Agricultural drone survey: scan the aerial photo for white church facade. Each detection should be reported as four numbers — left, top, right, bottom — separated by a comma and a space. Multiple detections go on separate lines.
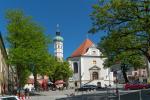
68, 39, 114, 87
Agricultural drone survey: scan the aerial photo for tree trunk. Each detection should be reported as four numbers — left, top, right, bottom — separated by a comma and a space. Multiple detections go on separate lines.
122, 68, 129, 83
145, 54, 150, 78
33, 69, 38, 91
146, 59, 150, 78
121, 64, 129, 83
52, 77, 56, 90
16, 64, 21, 97
52, 77, 55, 84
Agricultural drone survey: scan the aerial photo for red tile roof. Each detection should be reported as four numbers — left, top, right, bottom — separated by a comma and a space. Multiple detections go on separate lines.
71, 39, 94, 57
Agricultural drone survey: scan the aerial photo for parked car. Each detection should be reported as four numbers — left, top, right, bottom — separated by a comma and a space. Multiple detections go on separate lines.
0, 96, 19, 100
75, 85, 97, 92
30, 87, 35, 93
124, 82, 150, 90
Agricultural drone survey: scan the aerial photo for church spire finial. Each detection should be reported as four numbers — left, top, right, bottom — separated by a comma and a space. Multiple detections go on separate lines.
56, 24, 60, 32
56, 24, 60, 36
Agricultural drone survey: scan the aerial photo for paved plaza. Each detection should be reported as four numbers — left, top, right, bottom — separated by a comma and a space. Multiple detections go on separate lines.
29, 88, 150, 100
30, 89, 113, 100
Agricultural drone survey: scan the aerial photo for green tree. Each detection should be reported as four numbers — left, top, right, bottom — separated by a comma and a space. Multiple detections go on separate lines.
100, 34, 146, 82
45, 56, 73, 84
89, 0, 150, 78
6, 9, 50, 89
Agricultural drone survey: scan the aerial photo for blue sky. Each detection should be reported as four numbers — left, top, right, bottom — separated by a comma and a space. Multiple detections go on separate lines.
0, 0, 106, 59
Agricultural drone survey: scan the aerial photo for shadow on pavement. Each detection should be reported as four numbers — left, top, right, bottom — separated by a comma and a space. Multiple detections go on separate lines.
56, 92, 115, 100
29, 92, 46, 96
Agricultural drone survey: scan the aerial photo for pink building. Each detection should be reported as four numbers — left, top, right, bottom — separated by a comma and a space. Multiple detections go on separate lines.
127, 68, 147, 82
127, 68, 147, 77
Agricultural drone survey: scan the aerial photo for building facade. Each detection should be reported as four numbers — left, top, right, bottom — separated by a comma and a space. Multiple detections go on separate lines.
111, 64, 148, 83
68, 39, 113, 87
0, 33, 9, 95
127, 68, 147, 82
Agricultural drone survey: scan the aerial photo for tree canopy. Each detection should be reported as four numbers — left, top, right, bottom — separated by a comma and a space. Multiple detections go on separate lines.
44, 56, 73, 82
89, 0, 150, 80
6, 9, 50, 86
90, 0, 150, 65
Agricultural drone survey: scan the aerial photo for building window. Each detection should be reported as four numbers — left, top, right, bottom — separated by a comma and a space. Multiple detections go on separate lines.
143, 71, 146, 77
134, 72, 137, 76
92, 72, 98, 80
93, 60, 96, 64
73, 62, 78, 73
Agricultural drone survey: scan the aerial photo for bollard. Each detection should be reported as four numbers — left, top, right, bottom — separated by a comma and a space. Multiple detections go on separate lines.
116, 88, 118, 96
25, 96, 31, 100
139, 90, 142, 100
118, 90, 120, 100
22, 95, 25, 100
106, 86, 109, 100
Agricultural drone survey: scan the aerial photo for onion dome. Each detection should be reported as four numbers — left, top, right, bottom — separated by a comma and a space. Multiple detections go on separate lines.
53, 36, 64, 41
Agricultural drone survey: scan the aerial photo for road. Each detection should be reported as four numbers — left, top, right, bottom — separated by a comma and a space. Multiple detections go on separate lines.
111, 89, 150, 100
30, 89, 150, 100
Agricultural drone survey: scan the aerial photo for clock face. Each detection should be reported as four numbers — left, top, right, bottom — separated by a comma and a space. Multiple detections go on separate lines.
93, 60, 96, 64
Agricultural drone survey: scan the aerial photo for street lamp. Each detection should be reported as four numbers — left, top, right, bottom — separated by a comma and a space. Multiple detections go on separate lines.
114, 71, 118, 96
108, 69, 111, 86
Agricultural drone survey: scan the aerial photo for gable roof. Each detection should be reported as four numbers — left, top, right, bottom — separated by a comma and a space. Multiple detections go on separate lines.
89, 65, 101, 70
71, 39, 94, 57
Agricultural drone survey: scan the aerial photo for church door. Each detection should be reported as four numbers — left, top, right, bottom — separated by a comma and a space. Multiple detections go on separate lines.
92, 72, 98, 80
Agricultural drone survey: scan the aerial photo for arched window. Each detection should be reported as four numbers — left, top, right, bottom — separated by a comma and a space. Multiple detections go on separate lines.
92, 72, 98, 80
73, 62, 78, 73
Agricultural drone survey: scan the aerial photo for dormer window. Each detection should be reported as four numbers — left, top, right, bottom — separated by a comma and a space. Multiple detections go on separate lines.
92, 51, 96, 54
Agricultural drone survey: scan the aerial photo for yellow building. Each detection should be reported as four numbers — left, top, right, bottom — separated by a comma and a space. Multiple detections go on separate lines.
0, 33, 8, 95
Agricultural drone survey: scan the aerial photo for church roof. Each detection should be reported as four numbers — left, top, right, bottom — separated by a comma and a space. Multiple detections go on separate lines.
71, 38, 94, 57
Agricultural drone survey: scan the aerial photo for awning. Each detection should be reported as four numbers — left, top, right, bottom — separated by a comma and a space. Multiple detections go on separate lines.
55, 80, 65, 85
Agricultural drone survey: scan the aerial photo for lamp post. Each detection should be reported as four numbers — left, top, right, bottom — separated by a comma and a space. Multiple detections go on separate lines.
108, 69, 111, 86
114, 71, 118, 96
29, 62, 36, 90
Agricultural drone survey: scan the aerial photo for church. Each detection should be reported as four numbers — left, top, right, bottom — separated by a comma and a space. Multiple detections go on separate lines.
25, 25, 114, 90
52, 25, 114, 87
67, 38, 114, 87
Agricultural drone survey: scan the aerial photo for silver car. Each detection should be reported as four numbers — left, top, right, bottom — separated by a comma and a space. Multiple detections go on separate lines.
0, 96, 19, 100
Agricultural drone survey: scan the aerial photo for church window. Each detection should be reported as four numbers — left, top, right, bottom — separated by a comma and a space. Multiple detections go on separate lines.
92, 72, 98, 80
93, 60, 96, 64
73, 62, 78, 73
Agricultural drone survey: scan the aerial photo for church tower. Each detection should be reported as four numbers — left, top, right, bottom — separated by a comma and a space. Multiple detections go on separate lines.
53, 24, 64, 60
